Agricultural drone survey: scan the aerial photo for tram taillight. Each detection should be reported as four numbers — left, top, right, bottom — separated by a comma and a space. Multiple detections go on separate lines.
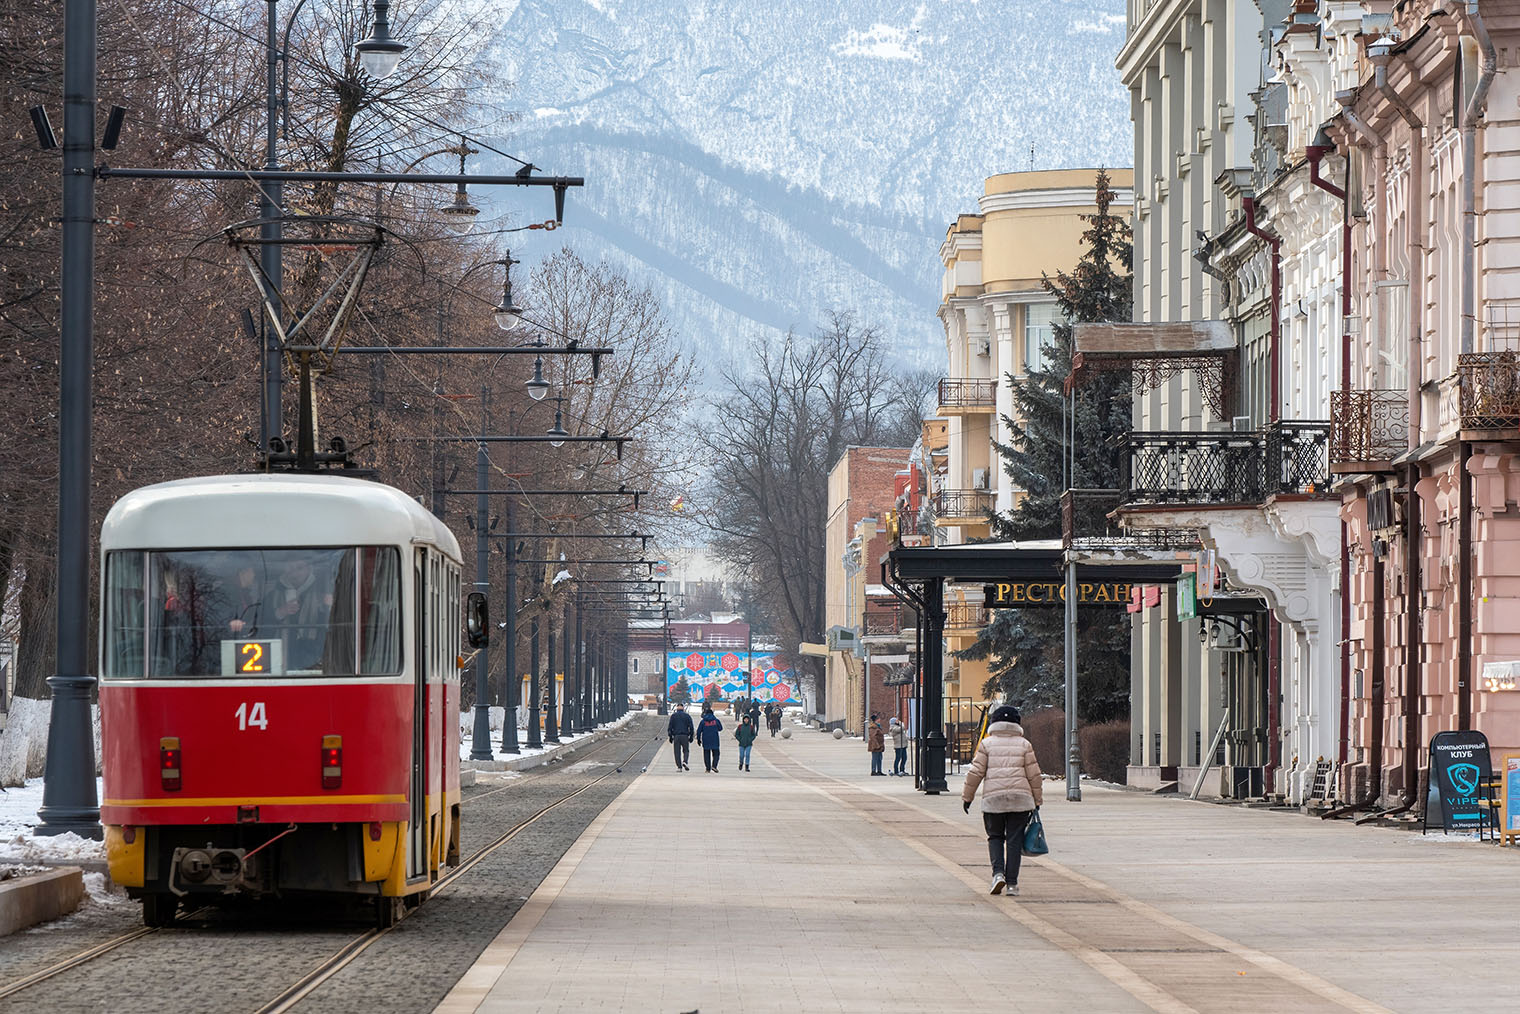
321, 735, 343, 789
160, 737, 182, 792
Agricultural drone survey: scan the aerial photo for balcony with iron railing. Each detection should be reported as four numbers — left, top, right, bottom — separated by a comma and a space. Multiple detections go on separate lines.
945, 602, 988, 632
1329, 389, 1406, 472
1060, 487, 1200, 553
862, 602, 914, 638
936, 377, 996, 414
1122, 421, 1332, 507
932, 489, 995, 523
1459, 351, 1520, 432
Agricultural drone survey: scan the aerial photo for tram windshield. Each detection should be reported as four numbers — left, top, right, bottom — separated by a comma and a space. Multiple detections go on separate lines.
103, 547, 403, 678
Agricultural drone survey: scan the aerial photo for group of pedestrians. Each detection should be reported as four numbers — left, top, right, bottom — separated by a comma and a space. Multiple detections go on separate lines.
864, 713, 909, 776
667, 700, 784, 772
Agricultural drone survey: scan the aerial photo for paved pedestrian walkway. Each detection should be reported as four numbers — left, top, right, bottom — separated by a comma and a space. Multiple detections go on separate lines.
437, 723, 1520, 1014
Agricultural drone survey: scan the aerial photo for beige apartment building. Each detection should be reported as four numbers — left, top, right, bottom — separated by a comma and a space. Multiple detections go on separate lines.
932, 169, 1135, 703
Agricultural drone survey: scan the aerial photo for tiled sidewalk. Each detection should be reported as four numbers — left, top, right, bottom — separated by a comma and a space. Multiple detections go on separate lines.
440, 724, 1520, 1013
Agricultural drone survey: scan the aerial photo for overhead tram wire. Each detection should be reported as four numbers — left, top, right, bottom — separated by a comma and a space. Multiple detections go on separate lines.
152, 0, 542, 175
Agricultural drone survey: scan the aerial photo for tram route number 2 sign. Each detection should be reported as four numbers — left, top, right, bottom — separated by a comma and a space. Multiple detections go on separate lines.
1428, 730, 1493, 832
220, 639, 284, 677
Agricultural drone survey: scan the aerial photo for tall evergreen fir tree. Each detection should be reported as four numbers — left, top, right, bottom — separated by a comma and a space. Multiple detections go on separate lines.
958, 169, 1134, 721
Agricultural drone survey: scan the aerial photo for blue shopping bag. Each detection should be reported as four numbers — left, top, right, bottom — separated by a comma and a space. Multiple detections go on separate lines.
1022, 808, 1049, 856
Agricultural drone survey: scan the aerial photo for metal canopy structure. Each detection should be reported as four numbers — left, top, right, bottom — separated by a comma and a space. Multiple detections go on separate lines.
882, 540, 1188, 798
887, 541, 1186, 585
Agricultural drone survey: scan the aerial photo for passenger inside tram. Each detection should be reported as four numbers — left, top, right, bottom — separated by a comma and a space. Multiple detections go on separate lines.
101, 546, 404, 678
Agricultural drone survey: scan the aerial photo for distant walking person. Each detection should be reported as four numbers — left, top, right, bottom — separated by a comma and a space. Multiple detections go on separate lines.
889, 717, 908, 776
697, 707, 725, 772
667, 704, 694, 771
962, 705, 1043, 897
767, 704, 781, 737
867, 713, 885, 776
735, 716, 757, 771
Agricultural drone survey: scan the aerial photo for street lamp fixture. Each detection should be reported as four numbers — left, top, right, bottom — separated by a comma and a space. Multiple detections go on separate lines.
437, 140, 480, 234
526, 355, 550, 400
439, 184, 480, 234
493, 252, 524, 330
547, 397, 569, 448
354, 0, 408, 80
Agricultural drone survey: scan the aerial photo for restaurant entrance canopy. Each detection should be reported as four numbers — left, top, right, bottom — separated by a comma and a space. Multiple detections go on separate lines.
881, 539, 1187, 797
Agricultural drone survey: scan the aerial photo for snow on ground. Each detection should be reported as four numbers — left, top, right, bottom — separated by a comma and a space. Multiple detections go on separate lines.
0, 776, 108, 867
1404, 829, 1486, 845
458, 711, 635, 763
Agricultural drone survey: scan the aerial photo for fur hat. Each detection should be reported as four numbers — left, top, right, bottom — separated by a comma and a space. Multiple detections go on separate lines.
990, 704, 1021, 725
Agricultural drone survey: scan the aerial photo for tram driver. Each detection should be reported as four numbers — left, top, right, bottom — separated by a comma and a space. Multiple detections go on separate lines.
264, 557, 335, 671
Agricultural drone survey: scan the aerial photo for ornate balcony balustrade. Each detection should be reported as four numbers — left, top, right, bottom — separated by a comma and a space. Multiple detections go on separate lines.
1061, 487, 1200, 552
1123, 421, 1330, 507
945, 602, 988, 632
933, 489, 995, 520
862, 603, 912, 637
936, 377, 996, 412
1329, 389, 1406, 471
1459, 352, 1520, 430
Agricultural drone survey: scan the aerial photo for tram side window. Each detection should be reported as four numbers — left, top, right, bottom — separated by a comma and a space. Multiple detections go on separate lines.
359, 547, 402, 675
101, 546, 401, 679
103, 552, 145, 678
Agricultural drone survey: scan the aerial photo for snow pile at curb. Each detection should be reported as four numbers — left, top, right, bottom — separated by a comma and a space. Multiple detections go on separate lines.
0, 699, 103, 786
0, 697, 50, 786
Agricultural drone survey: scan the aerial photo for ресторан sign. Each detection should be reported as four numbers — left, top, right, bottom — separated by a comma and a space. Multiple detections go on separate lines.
983, 581, 1132, 608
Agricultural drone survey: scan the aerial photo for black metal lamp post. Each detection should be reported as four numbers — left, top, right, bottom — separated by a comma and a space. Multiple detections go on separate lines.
544, 615, 558, 743
469, 431, 493, 762
37, 0, 101, 840
561, 597, 575, 735
500, 495, 519, 754
526, 617, 541, 749
577, 593, 590, 731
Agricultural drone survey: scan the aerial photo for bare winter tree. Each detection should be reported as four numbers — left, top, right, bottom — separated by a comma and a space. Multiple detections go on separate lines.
0, 0, 560, 720
693, 312, 923, 704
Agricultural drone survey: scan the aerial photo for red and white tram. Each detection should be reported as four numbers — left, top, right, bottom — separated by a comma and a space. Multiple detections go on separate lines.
98, 474, 469, 926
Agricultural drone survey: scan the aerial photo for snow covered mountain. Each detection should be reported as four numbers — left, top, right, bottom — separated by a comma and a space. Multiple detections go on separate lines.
474, 0, 1132, 371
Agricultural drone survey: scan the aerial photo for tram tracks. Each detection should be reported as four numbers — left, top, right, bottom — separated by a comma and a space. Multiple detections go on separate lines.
0, 726, 658, 1010
255, 732, 659, 1014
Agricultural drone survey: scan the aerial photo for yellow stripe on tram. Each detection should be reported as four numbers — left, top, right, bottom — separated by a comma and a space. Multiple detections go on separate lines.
104, 794, 407, 807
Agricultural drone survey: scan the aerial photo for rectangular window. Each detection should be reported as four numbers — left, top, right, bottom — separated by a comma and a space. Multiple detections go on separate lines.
632, 657, 640, 674
104, 547, 401, 679
103, 551, 145, 678
1023, 303, 1061, 376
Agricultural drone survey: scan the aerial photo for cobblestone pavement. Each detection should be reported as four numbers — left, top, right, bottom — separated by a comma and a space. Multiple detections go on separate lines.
0, 716, 662, 1014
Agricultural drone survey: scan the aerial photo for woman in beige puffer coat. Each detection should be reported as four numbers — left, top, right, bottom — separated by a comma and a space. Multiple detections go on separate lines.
961, 704, 1042, 896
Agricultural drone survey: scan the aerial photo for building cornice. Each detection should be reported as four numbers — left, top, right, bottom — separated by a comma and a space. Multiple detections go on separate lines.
1117, 0, 1193, 86
979, 187, 1134, 214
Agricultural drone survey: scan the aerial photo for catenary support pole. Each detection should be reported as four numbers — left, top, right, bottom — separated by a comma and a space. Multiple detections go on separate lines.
577, 600, 590, 731
469, 441, 492, 761
38, 0, 103, 839
261, 0, 282, 446
501, 496, 519, 753
544, 617, 557, 743
527, 617, 541, 749
564, 593, 576, 734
